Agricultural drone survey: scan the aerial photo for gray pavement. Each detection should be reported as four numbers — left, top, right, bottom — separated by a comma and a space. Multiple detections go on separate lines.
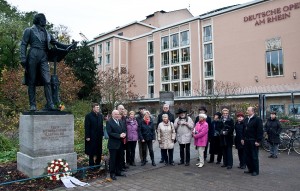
53, 141, 300, 191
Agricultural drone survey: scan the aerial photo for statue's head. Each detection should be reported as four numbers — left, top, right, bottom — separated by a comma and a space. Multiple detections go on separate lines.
33, 13, 47, 27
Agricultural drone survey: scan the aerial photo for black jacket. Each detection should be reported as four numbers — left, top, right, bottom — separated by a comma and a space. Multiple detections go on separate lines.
220, 117, 234, 147
106, 118, 126, 149
235, 121, 246, 149
84, 112, 104, 155
138, 120, 156, 141
242, 115, 263, 143
265, 118, 282, 144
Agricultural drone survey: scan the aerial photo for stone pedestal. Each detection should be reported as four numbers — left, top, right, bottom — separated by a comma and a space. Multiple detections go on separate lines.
17, 112, 77, 177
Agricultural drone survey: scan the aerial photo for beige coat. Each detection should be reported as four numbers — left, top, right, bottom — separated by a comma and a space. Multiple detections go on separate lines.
174, 116, 194, 144
157, 121, 176, 149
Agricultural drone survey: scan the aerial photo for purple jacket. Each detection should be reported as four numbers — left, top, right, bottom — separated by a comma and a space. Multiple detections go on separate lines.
126, 117, 139, 141
194, 121, 208, 147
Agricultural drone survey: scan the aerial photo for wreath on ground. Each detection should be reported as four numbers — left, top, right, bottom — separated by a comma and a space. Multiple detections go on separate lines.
46, 159, 71, 181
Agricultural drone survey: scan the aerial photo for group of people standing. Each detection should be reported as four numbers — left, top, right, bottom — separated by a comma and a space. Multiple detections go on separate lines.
84, 103, 272, 181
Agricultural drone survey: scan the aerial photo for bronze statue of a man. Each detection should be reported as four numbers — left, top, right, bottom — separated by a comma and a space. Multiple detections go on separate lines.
20, 13, 72, 111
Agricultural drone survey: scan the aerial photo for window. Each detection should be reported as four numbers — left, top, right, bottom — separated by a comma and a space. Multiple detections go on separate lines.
182, 82, 191, 96
204, 43, 213, 60
171, 66, 180, 80
180, 31, 189, 46
148, 86, 154, 98
161, 36, 169, 50
172, 83, 180, 96
161, 52, 169, 66
148, 71, 154, 84
161, 68, 169, 82
98, 56, 102, 65
182, 65, 190, 79
266, 49, 283, 77
105, 54, 110, 64
148, 41, 153, 54
118, 32, 123, 36
289, 104, 300, 115
91, 47, 95, 54
148, 56, 154, 69
270, 105, 284, 114
171, 50, 179, 64
204, 61, 214, 77
181, 47, 190, 62
106, 41, 111, 52
205, 80, 214, 95
203, 26, 212, 42
162, 84, 170, 91
171, 34, 179, 48
98, 44, 102, 54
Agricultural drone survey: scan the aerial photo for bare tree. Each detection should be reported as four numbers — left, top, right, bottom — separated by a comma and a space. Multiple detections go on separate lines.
53, 24, 71, 44
193, 80, 240, 114
95, 67, 138, 113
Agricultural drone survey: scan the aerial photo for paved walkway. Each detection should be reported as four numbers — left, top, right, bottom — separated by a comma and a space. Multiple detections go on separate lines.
53, 141, 300, 191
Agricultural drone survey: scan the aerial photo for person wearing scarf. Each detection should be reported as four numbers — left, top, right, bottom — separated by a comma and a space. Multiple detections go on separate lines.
138, 111, 156, 166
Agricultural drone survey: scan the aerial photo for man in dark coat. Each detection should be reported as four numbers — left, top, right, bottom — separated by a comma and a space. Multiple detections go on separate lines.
106, 110, 127, 180
265, 111, 282, 158
136, 106, 147, 162
220, 108, 234, 169
242, 107, 263, 176
20, 13, 73, 111
84, 103, 104, 168
195, 106, 212, 160
234, 112, 246, 169
157, 104, 175, 163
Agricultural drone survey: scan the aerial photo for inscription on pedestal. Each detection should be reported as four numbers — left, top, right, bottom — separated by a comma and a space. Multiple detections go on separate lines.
42, 126, 68, 141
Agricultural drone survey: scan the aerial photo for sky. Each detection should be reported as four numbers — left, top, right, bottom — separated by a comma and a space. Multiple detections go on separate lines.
6, 0, 252, 41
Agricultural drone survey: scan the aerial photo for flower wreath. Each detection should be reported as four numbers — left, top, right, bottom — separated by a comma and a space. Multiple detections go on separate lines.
46, 159, 71, 181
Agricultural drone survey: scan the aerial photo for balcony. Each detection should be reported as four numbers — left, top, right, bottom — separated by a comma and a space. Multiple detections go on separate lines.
161, 44, 169, 50
181, 56, 190, 63
161, 76, 170, 82
161, 60, 169, 66
204, 53, 213, 60
173, 90, 191, 97
203, 36, 212, 42
148, 63, 154, 69
171, 75, 180, 80
182, 73, 191, 79
171, 58, 179, 64
204, 70, 214, 78
148, 79, 154, 84
148, 49, 153, 55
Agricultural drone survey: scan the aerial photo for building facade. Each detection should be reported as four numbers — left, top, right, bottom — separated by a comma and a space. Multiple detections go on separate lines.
88, 0, 300, 116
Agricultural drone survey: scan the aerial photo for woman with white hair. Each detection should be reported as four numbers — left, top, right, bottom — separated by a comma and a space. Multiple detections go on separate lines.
157, 114, 176, 165
193, 113, 209, 168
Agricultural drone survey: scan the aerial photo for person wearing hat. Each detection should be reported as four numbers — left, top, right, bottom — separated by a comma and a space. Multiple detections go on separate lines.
220, 108, 234, 170
234, 112, 246, 169
174, 108, 194, 166
207, 112, 223, 164
265, 111, 282, 159
193, 113, 209, 168
195, 106, 212, 161
157, 104, 175, 163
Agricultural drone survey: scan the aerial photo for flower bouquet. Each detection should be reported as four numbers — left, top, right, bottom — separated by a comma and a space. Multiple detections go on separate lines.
46, 159, 71, 181
56, 102, 65, 111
